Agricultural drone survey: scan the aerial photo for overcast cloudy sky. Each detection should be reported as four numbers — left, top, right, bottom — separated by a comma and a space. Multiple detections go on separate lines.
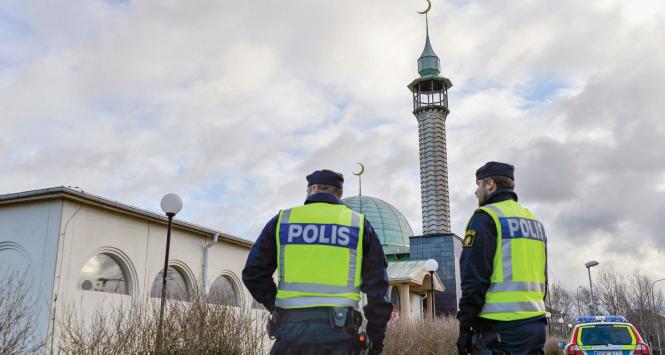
1, 0, 664, 290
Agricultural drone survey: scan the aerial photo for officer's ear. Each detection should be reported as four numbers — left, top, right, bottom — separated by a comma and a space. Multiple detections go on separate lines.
484, 177, 497, 193
307, 184, 321, 196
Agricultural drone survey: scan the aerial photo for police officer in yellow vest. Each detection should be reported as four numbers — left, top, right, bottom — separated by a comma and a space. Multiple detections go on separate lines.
242, 170, 392, 355
456, 162, 548, 355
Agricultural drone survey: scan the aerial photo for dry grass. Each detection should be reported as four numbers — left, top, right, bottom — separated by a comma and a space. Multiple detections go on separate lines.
383, 316, 458, 355
383, 317, 568, 355
57, 292, 269, 354
544, 337, 566, 355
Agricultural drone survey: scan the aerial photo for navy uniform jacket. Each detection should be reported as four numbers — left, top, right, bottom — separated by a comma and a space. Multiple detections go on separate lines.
457, 189, 547, 331
242, 192, 393, 346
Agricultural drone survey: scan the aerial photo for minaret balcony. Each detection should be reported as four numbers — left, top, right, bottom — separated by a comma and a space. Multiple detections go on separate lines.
408, 76, 453, 114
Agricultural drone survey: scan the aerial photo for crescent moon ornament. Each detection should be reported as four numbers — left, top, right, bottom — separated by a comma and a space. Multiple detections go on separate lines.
417, 0, 431, 14
353, 163, 365, 176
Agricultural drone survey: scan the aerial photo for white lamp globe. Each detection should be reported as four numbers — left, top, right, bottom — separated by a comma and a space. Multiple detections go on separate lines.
424, 259, 438, 272
558, 318, 564, 324
161, 193, 183, 215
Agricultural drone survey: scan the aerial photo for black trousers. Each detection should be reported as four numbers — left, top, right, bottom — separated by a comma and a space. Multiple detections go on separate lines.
270, 308, 357, 355
479, 318, 547, 355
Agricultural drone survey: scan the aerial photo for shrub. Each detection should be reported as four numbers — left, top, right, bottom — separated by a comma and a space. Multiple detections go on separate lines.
383, 316, 458, 354
57, 291, 268, 354
545, 337, 566, 355
383, 317, 567, 355
0, 269, 44, 354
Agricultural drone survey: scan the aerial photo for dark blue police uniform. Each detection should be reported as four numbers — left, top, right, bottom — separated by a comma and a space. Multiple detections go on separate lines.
243, 192, 392, 355
458, 189, 548, 355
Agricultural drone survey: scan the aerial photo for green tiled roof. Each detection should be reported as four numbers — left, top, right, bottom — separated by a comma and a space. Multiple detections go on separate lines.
343, 196, 413, 255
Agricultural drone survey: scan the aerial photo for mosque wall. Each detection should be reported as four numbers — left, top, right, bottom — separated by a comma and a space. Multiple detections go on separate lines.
409, 233, 459, 315
0, 190, 253, 351
0, 199, 62, 346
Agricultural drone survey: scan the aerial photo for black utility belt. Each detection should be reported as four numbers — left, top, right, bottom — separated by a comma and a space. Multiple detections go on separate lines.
273, 307, 362, 331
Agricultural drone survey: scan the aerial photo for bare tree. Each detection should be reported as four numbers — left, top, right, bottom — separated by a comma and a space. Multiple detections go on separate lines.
0, 269, 44, 354
627, 272, 654, 337
546, 280, 575, 336
595, 269, 630, 316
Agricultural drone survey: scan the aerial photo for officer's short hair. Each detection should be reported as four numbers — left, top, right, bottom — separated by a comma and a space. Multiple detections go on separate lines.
308, 184, 343, 198
483, 176, 515, 190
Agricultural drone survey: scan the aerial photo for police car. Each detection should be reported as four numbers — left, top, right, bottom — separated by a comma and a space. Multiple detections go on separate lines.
564, 316, 651, 355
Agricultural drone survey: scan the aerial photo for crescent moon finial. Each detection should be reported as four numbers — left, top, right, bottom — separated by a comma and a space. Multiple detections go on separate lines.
353, 163, 365, 176
417, 0, 431, 14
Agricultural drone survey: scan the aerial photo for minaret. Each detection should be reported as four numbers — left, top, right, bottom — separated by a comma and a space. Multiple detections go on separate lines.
407, 25, 453, 235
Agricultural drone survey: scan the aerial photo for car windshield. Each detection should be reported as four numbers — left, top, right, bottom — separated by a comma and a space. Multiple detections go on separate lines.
579, 325, 634, 345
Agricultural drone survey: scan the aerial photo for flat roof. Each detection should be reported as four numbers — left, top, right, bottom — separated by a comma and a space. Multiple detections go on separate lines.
0, 186, 254, 248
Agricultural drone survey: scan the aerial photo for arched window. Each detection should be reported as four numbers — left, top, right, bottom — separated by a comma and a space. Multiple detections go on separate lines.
150, 266, 190, 301
78, 254, 130, 295
208, 275, 240, 306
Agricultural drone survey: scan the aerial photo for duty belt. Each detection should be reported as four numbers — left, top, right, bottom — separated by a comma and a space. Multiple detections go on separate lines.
270, 307, 362, 334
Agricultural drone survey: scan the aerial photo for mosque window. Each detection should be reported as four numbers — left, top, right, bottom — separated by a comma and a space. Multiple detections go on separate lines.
150, 266, 190, 301
208, 275, 240, 306
78, 254, 130, 295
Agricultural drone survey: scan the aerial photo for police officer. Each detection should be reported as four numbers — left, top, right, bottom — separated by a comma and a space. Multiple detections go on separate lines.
242, 169, 392, 355
456, 162, 548, 355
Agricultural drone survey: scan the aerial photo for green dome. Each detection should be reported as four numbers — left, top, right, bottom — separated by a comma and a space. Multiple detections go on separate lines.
342, 196, 413, 255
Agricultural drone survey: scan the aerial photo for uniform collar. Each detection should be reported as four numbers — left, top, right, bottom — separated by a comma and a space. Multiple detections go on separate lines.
304, 193, 343, 205
481, 189, 518, 206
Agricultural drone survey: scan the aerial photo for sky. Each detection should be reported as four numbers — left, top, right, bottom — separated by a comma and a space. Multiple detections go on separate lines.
1, 0, 665, 291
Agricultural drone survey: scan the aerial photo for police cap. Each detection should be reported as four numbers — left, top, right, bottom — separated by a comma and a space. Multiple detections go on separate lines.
476, 161, 514, 180
306, 169, 344, 188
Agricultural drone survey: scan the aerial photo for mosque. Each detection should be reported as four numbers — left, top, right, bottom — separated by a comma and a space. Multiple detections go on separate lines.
0, 8, 461, 350
343, 18, 463, 316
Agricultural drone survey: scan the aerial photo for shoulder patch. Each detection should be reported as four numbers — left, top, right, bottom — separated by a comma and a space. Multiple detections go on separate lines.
463, 230, 476, 248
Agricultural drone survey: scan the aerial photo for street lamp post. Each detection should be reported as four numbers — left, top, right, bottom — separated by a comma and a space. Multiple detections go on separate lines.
585, 261, 599, 314
424, 259, 438, 319
576, 286, 583, 315
558, 317, 564, 338
651, 278, 665, 355
156, 193, 183, 352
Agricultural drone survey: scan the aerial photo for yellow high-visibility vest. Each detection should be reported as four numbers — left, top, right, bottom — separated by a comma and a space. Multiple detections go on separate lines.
275, 203, 364, 309
474, 199, 547, 321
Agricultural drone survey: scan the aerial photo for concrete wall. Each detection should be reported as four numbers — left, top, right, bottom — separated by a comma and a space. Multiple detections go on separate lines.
0, 199, 63, 345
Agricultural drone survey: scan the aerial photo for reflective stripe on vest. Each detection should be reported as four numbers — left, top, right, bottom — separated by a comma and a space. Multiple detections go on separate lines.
275, 203, 363, 309
476, 200, 547, 321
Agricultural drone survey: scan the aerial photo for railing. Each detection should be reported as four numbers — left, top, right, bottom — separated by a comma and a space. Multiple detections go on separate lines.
412, 79, 449, 113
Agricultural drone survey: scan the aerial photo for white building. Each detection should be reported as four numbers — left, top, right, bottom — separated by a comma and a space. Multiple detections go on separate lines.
0, 186, 253, 351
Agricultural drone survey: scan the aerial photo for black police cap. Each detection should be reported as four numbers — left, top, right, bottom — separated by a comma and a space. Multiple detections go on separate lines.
306, 169, 344, 188
476, 161, 515, 180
